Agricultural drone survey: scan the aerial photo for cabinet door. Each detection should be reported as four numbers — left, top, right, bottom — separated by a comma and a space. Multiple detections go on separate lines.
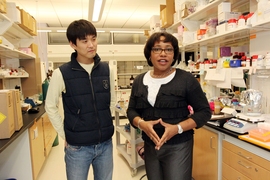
222, 141, 270, 180
28, 118, 45, 180
42, 113, 57, 156
192, 127, 218, 180
222, 162, 250, 180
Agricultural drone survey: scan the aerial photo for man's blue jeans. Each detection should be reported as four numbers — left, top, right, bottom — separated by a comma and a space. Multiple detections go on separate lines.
65, 138, 113, 180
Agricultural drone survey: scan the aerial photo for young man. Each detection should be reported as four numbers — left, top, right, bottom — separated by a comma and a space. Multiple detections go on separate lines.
45, 19, 115, 180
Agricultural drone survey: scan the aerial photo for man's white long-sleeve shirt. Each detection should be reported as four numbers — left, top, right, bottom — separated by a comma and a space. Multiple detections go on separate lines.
45, 62, 116, 140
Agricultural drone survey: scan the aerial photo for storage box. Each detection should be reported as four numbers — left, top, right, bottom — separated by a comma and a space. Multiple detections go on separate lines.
160, 0, 174, 28
30, 43, 39, 57
218, 2, 231, 15
150, 15, 160, 30
249, 128, 270, 142
220, 46, 231, 57
218, 12, 241, 24
0, 90, 15, 139
216, 22, 227, 34
10, 89, 23, 131
6, 2, 21, 24
19, 8, 31, 32
28, 15, 37, 36
0, 0, 7, 13
182, 31, 195, 45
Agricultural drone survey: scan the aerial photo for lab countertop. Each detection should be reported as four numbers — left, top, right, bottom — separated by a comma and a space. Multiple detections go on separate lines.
0, 104, 46, 153
205, 121, 270, 152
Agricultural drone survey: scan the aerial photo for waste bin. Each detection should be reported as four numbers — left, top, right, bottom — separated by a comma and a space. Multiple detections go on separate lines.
53, 134, 59, 147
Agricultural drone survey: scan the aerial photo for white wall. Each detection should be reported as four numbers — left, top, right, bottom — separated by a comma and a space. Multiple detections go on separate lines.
47, 44, 146, 63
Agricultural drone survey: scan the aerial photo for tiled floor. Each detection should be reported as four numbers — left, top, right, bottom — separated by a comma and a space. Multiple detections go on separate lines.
37, 119, 147, 180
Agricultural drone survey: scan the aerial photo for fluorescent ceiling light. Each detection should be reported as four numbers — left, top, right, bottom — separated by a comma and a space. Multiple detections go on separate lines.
56, 30, 67, 32
37, 30, 52, 32
88, 0, 106, 22
110, 30, 144, 34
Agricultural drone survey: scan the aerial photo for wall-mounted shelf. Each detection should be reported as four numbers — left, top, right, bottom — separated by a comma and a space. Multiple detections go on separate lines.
183, 25, 251, 52
0, 73, 29, 79
0, 44, 36, 59
0, 13, 34, 48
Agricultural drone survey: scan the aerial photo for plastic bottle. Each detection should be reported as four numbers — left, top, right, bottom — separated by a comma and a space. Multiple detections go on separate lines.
252, 55, 258, 67
42, 78, 49, 101
214, 100, 221, 115
257, 54, 264, 68
129, 75, 134, 86
265, 52, 270, 69
238, 15, 246, 26
246, 57, 251, 67
231, 91, 241, 110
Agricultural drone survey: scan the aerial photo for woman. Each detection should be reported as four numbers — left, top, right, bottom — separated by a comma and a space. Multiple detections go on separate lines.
127, 32, 211, 180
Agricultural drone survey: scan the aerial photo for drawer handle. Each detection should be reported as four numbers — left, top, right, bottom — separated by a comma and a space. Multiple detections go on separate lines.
238, 161, 251, 169
237, 152, 252, 160
210, 137, 215, 149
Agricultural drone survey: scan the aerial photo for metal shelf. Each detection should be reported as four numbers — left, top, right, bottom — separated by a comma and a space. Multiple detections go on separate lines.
114, 107, 144, 177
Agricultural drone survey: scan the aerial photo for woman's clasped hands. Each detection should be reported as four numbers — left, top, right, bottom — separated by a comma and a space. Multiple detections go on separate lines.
139, 118, 178, 150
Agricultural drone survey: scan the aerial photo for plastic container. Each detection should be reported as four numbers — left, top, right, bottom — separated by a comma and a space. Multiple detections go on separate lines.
249, 128, 270, 142
246, 57, 251, 67
252, 55, 258, 67
230, 59, 241, 67
227, 19, 237, 30
265, 52, 270, 69
238, 15, 246, 26
257, 54, 264, 67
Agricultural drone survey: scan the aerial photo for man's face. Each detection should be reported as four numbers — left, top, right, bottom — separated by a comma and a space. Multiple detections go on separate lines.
70, 35, 97, 63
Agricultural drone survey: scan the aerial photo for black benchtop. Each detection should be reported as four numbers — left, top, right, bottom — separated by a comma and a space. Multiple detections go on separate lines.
205, 122, 241, 138
0, 104, 46, 153
205, 122, 270, 152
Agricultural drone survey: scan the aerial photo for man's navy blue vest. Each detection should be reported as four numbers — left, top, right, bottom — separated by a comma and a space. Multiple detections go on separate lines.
59, 52, 114, 146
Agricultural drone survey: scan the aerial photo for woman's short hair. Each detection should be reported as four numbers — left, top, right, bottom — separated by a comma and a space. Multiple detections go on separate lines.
66, 19, 97, 45
144, 32, 179, 66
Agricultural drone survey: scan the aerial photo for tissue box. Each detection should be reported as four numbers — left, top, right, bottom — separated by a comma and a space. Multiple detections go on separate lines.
249, 128, 270, 142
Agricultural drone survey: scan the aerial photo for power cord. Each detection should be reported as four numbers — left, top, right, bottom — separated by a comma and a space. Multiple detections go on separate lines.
140, 174, 147, 180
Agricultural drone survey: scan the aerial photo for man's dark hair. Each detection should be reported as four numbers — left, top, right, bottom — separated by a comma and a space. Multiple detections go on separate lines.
66, 19, 97, 45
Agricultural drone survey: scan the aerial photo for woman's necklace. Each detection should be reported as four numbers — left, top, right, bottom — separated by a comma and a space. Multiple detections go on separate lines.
151, 67, 173, 78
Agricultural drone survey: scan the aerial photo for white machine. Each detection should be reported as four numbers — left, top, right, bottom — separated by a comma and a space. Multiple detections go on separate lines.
223, 113, 265, 134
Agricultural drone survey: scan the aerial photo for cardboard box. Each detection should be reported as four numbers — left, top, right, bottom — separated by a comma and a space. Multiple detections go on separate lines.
6, 2, 21, 24
10, 89, 23, 131
0, 90, 15, 139
218, 2, 231, 15
28, 15, 37, 36
0, 0, 7, 13
160, 0, 175, 28
19, 8, 31, 32
30, 43, 39, 57
216, 22, 228, 34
